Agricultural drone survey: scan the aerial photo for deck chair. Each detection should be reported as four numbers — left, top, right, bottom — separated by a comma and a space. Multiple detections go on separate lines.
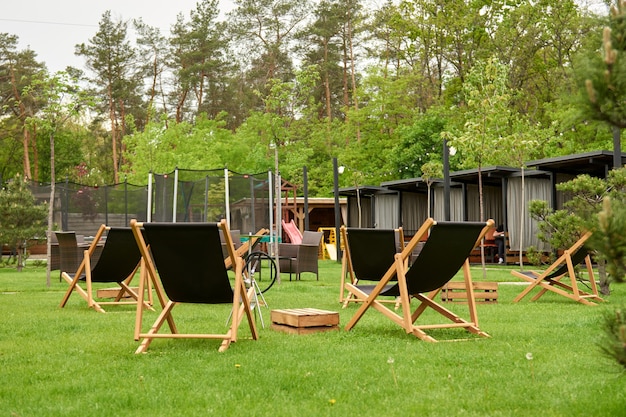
130, 219, 258, 353
339, 226, 404, 306
59, 225, 151, 313
511, 231, 603, 305
345, 218, 494, 342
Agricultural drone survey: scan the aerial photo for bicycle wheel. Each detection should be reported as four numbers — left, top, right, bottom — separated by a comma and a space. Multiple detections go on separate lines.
243, 251, 277, 293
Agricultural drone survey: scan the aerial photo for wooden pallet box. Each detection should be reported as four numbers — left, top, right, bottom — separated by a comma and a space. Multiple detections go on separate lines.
271, 308, 339, 334
440, 282, 498, 304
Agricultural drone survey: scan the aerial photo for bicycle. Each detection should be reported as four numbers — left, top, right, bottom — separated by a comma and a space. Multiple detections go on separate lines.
242, 250, 277, 294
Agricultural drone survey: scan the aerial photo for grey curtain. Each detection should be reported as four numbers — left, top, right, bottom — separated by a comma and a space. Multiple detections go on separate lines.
374, 194, 399, 229
506, 177, 551, 252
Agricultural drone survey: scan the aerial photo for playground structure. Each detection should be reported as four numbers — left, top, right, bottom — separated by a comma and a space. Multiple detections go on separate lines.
283, 220, 342, 261
282, 219, 302, 244
317, 227, 342, 261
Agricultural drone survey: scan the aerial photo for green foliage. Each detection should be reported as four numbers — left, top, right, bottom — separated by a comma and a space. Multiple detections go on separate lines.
449, 57, 514, 169
525, 246, 550, 266
122, 115, 261, 183
581, 1, 626, 128
0, 1, 614, 196
600, 306, 626, 369
593, 197, 626, 283
391, 112, 447, 178
528, 199, 586, 250
0, 174, 47, 270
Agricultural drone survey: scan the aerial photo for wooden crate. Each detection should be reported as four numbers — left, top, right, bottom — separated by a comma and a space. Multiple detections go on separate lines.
271, 308, 339, 334
440, 282, 498, 304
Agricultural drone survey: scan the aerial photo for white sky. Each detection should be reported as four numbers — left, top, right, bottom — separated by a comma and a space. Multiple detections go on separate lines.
1, 0, 237, 73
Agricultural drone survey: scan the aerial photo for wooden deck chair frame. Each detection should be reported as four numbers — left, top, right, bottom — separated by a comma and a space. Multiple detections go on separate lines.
131, 219, 258, 354
339, 226, 405, 307
345, 218, 494, 342
511, 231, 603, 305
59, 224, 152, 313
223, 228, 270, 270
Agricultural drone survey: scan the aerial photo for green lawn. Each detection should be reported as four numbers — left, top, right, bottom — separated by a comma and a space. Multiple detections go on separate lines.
0, 261, 624, 416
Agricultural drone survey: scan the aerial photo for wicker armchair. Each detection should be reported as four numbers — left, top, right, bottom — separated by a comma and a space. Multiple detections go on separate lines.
54, 232, 82, 280
220, 229, 242, 260
279, 231, 323, 281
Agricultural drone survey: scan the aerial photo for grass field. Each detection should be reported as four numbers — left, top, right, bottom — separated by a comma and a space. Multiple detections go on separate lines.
0, 260, 624, 416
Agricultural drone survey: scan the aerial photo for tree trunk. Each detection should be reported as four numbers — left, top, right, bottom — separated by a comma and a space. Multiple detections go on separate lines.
108, 84, 119, 183
46, 131, 55, 286
597, 258, 611, 296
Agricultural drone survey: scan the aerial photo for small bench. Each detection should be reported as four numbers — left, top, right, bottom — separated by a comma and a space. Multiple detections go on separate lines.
271, 308, 339, 334
440, 282, 498, 304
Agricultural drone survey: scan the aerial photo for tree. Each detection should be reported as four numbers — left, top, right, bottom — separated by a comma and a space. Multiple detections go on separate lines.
168, 0, 231, 123
0, 33, 46, 181
23, 70, 91, 285
448, 57, 512, 224
0, 174, 47, 271
134, 19, 169, 124
595, 196, 626, 283
529, 168, 626, 294
391, 111, 447, 179
297, 0, 344, 120
421, 160, 443, 218
75, 11, 143, 183
228, 0, 311, 105
581, 1, 626, 167
497, 120, 542, 268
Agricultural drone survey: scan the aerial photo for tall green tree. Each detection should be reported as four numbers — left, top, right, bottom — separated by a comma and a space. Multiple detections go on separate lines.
0, 33, 46, 181
581, 1, 626, 167
168, 0, 230, 123
134, 19, 169, 124
75, 11, 143, 183
0, 174, 47, 271
228, 0, 311, 109
23, 70, 91, 285
297, 0, 344, 120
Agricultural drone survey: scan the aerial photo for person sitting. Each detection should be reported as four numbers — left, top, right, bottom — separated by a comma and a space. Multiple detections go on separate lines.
495, 224, 506, 264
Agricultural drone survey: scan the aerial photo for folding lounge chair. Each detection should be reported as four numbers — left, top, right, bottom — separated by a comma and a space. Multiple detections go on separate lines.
511, 231, 603, 305
339, 226, 404, 306
345, 218, 494, 342
130, 219, 258, 353
59, 225, 152, 313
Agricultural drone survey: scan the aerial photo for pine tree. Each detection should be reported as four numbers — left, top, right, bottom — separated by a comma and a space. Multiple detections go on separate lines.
0, 174, 47, 271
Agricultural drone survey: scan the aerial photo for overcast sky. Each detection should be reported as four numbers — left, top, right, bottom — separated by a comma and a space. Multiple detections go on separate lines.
1, 0, 237, 73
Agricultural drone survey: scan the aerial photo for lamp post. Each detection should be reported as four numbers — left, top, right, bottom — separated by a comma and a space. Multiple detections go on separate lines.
443, 139, 451, 221
442, 139, 457, 221
333, 158, 342, 263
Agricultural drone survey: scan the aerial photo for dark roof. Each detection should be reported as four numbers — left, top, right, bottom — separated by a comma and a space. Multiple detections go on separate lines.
449, 166, 522, 185
525, 150, 626, 177
355, 151, 623, 193
380, 177, 444, 193
380, 167, 533, 190
338, 185, 396, 197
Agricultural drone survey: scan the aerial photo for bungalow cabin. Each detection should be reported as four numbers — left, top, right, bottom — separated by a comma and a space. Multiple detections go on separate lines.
280, 197, 347, 235
339, 185, 401, 229
380, 167, 553, 254
525, 150, 626, 211
443, 167, 552, 254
